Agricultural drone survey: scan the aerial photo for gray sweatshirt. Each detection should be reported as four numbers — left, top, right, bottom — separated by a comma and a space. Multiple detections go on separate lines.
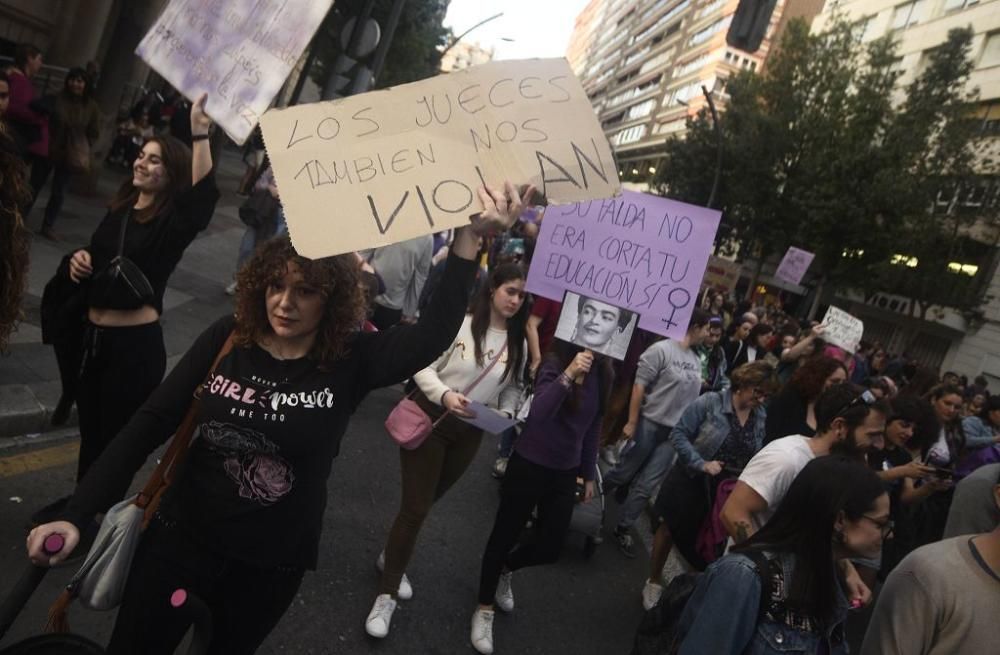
635, 339, 702, 428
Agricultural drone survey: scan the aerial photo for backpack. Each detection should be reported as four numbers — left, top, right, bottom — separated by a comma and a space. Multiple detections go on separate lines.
630, 551, 771, 655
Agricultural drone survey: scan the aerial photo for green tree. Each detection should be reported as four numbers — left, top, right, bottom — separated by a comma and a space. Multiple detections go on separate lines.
654, 15, 992, 318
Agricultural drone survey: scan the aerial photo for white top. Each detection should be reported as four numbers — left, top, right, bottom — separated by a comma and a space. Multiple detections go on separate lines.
737, 435, 816, 532
414, 315, 523, 414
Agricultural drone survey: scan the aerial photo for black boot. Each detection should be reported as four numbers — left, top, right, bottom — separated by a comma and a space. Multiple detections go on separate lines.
51, 394, 74, 426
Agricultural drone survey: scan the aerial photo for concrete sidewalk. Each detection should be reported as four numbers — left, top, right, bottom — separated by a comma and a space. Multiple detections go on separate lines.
0, 146, 250, 439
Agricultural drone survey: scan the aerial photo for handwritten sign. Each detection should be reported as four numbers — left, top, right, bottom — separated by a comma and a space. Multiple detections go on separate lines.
821, 306, 864, 354
702, 255, 741, 293
136, 0, 332, 144
259, 58, 620, 258
774, 246, 815, 286
526, 191, 721, 340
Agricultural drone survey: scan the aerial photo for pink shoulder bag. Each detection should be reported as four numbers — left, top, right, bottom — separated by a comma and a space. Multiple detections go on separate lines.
386, 342, 507, 449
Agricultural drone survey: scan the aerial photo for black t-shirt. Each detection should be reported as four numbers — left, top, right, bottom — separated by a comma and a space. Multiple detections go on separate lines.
64, 252, 477, 569
85, 174, 220, 314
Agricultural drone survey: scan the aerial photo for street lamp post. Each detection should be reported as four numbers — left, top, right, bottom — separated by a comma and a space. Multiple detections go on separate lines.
440, 12, 504, 60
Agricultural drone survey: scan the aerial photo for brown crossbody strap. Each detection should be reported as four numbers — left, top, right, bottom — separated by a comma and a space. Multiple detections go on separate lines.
135, 332, 235, 521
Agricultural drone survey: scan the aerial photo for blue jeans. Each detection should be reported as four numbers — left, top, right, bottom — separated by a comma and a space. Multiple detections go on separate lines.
497, 426, 517, 458
604, 415, 676, 530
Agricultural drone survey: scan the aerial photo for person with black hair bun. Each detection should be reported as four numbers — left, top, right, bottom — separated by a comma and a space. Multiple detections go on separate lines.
470, 339, 611, 654
677, 456, 890, 654
28, 67, 100, 240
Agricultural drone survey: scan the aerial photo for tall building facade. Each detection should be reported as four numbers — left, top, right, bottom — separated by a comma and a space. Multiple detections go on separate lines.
440, 40, 494, 73
566, 0, 606, 75
813, 0, 1000, 379
568, 0, 823, 184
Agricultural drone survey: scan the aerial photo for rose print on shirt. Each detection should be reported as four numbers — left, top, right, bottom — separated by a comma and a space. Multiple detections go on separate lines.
199, 421, 295, 505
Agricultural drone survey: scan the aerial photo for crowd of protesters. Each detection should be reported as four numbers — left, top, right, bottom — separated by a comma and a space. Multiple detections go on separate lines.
2, 37, 997, 655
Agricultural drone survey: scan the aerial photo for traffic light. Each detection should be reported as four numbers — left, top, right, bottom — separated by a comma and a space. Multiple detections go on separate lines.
727, 0, 780, 54
324, 53, 374, 99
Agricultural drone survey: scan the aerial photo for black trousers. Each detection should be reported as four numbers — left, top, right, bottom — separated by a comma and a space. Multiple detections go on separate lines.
108, 514, 305, 655
371, 303, 403, 330
477, 452, 577, 605
75, 321, 165, 480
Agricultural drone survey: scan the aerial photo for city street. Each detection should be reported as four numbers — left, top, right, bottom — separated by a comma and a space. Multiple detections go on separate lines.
0, 151, 650, 654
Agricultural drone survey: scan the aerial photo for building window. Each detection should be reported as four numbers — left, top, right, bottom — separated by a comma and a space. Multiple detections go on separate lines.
943, 0, 980, 12
890, 1, 927, 30
981, 32, 1000, 68
890, 254, 919, 268
627, 99, 657, 120
612, 125, 648, 146
689, 16, 732, 47
947, 262, 979, 276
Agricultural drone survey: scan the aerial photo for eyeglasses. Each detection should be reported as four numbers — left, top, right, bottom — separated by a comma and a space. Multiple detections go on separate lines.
860, 515, 894, 538
834, 389, 878, 418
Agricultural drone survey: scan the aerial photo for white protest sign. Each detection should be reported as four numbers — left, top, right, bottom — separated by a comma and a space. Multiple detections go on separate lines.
774, 246, 815, 286
136, 0, 333, 144
259, 58, 621, 258
821, 306, 864, 354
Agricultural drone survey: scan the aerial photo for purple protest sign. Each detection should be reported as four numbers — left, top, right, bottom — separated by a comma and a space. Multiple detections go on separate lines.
526, 191, 721, 340
774, 246, 815, 286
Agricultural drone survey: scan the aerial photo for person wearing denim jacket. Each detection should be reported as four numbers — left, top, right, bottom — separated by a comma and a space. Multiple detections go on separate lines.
961, 395, 1000, 450
640, 362, 776, 610
670, 385, 768, 475
675, 456, 891, 655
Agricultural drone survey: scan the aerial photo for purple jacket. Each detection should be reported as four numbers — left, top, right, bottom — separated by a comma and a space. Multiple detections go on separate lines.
6, 70, 49, 157
515, 360, 601, 480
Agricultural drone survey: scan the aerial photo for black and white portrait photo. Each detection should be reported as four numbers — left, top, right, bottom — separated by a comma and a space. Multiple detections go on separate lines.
553, 292, 637, 361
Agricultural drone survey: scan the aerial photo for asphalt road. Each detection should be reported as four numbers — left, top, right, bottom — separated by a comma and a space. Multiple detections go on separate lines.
0, 386, 652, 654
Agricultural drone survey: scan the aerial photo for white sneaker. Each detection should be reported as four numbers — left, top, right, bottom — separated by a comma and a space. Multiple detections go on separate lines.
365, 594, 397, 638
495, 571, 514, 612
470, 607, 495, 654
492, 456, 509, 478
225, 280, 237, 296
641, 579, 664, 611
375, 550, 413, 600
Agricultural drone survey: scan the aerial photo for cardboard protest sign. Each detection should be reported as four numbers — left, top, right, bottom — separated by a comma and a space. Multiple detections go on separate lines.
821, 306, 864, 354
774, 246, 815, 286
553, 291, 637, 361
136, 0, 332, 144
526, 191, 721, 340
702, 255, 741, 293
259, 58, 620, 258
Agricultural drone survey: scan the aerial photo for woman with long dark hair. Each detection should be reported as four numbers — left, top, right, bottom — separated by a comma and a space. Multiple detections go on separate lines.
764, 356, 848, 443
367, 262, 531, 639
31, 95, 219, 524
28, 184, 532, 654
30, 67, 101, 240
675, 456, 890, 654
470, 339, 613, 653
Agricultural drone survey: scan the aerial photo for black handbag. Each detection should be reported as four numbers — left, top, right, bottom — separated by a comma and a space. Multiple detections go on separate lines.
238, 188, 279, 231
89, 210, 154, 310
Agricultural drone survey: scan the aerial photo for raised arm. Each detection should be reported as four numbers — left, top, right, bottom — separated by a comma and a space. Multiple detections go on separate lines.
190, 93, 212, 185
358, 183, 535, 391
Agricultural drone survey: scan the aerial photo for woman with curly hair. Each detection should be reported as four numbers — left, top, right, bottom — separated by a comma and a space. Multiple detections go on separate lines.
27, 180, 532, 654
30, 95, 219, 527
366, 261, 530, 640
764, 356, 848, 444
0, 124, 32, 352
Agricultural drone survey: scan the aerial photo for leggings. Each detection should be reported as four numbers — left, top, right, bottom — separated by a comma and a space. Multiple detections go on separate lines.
75, 321, 166, 480
380, 393, 483, 595
478, 451, 577, 605
108, 513, 304, 655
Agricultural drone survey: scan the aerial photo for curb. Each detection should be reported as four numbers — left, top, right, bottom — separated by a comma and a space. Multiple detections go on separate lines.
0, 383, 77, 440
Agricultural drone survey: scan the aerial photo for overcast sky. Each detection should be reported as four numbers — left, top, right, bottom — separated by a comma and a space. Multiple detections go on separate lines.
443, 0, 591, 61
